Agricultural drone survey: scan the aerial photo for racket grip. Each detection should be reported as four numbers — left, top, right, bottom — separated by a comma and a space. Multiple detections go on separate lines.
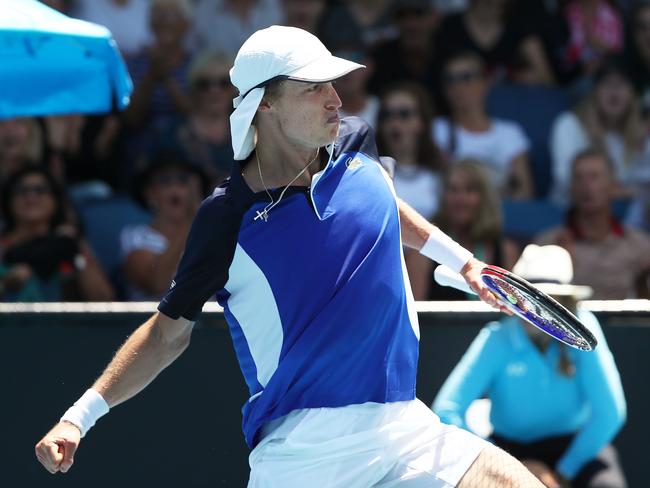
434, 265, 476, 295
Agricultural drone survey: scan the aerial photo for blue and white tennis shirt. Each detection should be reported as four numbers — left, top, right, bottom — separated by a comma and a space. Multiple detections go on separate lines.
158, 117, 420, 448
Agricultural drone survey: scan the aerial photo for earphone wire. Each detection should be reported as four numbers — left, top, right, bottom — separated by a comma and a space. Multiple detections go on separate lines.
255, 147, 320, 221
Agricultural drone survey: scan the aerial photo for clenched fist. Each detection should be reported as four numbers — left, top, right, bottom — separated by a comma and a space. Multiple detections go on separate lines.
35, 421, 81, 474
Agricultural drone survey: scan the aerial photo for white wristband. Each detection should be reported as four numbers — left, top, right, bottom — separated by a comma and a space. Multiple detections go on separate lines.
419, 228, 473, 273
60, 388, 110, 438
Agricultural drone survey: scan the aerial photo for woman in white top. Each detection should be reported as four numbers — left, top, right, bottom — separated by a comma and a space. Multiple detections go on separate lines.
433, 50, 534, 200
120, 150, 209, 301
376, 81, 444, 220
549, 59, 649, 206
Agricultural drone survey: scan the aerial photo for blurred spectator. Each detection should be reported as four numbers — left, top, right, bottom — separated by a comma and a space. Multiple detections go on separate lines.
281, 0, 326, 34
563, 0, 624, 77
376, 82, 443, 219
152, 51, 236, 187
42, 114, 122, 198
124, 0, 194, 132
120, 150, 209, 301
433, 244, 627, 488
0, 167, 114, 302
191, 0, 283, 55
368, 0, 442, 101
406, 160, 519, 300
435, 0, 555, 85
432, 0, 468, 15
71, 0, 153, 59
549, 59, 649, 206
39, 0, 71, 14
624, 0, 650, 114
318, 0, 397, 49
537, 148, 650, 299
0, 118, 44, 185
433, 51, 534, 199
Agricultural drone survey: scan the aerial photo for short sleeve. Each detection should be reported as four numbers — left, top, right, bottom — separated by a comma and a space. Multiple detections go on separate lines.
158, 190, 243, 321
120, 225, 167, 258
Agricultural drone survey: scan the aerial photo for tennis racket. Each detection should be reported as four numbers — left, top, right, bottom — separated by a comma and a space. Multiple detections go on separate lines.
434, 265, 597, 351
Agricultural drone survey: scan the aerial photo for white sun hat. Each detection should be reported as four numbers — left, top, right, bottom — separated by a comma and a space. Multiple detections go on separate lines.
229, 25, 365, 161
513, 244, 593, 300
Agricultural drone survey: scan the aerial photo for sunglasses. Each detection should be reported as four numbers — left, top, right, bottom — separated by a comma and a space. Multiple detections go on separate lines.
13, 183, 52, 197
443, 70, 483, 85
379, 107, 419, 121
194, 77, 231, 91
153, 172, 193, 186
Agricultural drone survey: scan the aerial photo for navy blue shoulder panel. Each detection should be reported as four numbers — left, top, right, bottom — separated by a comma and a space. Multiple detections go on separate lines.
335, 116, 379, 161
158, 181, 244, 321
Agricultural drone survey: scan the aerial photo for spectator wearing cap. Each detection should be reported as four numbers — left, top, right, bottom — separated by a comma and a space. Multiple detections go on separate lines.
433, 50, 534, 199
367, 0, 443, 103
152, 50, 237, 187
549, 59, 650, 207
124, 0, 194, 133
120, 150, 210, 301
536, 148, 650, 299
433, 244, 627, 488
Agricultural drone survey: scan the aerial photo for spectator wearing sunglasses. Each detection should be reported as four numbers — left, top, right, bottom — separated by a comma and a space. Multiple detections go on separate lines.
152, 50, 237, 187
120, 150, 210, 301
376, 81, 444, 220
0, 167, 114, 302
433, 51, 534, 199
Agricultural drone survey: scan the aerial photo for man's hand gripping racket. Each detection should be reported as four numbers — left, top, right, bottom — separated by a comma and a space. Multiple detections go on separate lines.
438, 259, 597, 351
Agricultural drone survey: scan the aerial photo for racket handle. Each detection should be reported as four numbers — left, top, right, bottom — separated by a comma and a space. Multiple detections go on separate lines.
434, 265, 476, 295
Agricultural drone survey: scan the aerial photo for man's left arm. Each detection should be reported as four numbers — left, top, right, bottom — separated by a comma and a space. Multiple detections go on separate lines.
397, 198, 506, 311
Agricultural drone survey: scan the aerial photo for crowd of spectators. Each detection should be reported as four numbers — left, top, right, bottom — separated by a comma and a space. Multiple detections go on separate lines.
1, 0, 650, 302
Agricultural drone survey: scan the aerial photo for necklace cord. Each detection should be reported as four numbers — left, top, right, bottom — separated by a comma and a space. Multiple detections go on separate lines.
254, 147, 320, 221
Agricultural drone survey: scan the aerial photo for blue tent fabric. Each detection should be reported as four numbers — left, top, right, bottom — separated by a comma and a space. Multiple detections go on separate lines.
0, 0, 132, 118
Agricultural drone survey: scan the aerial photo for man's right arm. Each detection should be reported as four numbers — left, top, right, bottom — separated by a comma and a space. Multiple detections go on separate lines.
35, 311, 193, 474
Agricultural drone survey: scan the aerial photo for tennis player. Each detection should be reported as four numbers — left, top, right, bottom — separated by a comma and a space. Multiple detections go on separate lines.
35, 26, 544, 487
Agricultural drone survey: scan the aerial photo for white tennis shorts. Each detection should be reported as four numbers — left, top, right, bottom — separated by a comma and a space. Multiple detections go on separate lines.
248, 399, 488, 487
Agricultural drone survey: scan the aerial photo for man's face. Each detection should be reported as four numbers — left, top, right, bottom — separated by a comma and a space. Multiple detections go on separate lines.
266, 80, 342, 149
571, 155, 614, 212
443, 58, 487, 113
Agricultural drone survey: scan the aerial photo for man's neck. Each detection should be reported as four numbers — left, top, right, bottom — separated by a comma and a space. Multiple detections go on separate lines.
243, 138, 324, 192
573, 209, 613, 241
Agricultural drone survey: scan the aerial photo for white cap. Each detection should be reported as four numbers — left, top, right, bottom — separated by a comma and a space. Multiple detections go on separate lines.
229, 25, 364, 160
513, 244, 593, 300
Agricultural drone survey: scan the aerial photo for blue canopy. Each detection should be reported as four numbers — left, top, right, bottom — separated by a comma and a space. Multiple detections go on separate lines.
0, 0, 133, 119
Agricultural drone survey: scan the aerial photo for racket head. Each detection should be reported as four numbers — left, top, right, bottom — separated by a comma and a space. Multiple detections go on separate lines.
480, 266, 597, 351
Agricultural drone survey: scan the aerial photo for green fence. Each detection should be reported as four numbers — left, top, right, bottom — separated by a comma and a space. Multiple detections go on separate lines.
2, 302, 648, 487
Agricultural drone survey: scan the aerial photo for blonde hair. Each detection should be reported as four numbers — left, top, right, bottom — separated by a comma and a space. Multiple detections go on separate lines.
434, 159, 503, 242
575, 76, 646, 169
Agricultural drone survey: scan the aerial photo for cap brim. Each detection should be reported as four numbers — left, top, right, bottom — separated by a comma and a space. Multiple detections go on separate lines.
286, 54, 365, 83
535, 283, 593, 300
